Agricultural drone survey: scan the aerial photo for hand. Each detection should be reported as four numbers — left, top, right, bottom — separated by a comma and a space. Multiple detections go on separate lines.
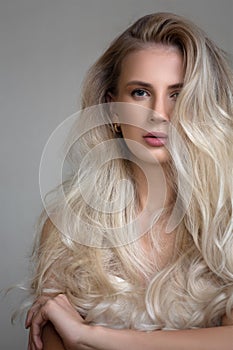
26, 294, 88, 350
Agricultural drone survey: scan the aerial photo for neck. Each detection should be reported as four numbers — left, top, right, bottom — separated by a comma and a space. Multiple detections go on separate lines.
132, 161, 173, 214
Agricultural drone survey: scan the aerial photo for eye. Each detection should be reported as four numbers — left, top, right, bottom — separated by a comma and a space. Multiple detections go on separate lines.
131, 89, 150, 99
170, 91, 180, 101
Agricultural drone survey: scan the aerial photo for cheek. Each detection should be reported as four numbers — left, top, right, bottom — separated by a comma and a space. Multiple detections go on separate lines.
120, 134, 153, 162
116, 103, 150, 127
120, 125, 142, 140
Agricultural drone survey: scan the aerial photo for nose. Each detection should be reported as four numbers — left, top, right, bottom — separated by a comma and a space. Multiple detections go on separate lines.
149, 96, 170, 123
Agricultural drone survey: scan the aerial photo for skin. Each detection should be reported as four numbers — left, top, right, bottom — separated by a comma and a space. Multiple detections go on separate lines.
110, 44, 183, 214
26, 293, 233, 350
110, 44, 183, 264
111, 44, 183, 165
26, 45, 233, 349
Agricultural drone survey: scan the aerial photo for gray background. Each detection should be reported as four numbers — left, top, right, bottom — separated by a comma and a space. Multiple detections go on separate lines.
1, 0, 232, 348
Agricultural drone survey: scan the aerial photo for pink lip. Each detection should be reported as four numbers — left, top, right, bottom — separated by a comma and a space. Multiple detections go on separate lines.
143, 132, 168, 147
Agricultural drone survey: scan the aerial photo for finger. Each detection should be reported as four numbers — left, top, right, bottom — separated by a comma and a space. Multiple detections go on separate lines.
30, 307, 49, 349
26, 304, 43, 329
25, 296, 51, 328
57, 293, 67, 301
28, 328, 35, 350
26, 302, 40, 328
26, 308, 36, 329
31, 322, 45, 350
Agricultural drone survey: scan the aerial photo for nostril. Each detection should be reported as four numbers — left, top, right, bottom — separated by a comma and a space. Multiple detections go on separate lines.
147, 111, 169, 124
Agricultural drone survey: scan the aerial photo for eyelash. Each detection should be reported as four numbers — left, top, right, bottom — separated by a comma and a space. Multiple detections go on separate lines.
170, 91, 180, 101
131, 89, 150, 99
131, 89, 181, 100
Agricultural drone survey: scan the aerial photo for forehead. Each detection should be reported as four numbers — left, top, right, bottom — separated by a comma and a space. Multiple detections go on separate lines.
118, 44, 184, 84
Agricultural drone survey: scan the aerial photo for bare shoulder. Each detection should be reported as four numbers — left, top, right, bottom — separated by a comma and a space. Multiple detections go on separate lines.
222, 310, 233, 326
42, 322, 66, 350
40, 217, 57, 245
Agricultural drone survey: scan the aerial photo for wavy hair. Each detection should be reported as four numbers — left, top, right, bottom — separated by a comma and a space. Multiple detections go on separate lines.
29, 13, 233, 330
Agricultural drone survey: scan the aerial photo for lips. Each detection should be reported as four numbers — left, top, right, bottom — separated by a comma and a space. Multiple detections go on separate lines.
143, 132, 168, 147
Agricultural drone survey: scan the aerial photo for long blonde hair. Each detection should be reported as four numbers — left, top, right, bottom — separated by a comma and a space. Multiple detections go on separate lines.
30, 13, 233, 330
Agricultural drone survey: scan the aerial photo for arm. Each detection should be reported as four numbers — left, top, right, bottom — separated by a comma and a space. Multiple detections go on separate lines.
42, 322, 66, 350
40, 323, 233, 350
28, 219, 233, 349
84, 323, 233, 350
41, 324, 97, 350
27, 294, 233, 350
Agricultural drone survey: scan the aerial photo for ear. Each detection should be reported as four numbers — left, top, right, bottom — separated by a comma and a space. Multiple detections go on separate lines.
106, 91, 116, 103
106, 92, 119, 123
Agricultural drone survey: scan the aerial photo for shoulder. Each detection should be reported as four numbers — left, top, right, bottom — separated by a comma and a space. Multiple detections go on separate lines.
222, 310, 233, 326
37, 216, 62, 248
36, 217, 61, 255
40, 218, 56, 244
42, 322, 66, 349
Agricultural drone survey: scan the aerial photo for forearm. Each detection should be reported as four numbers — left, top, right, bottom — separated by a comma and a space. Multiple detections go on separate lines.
82, 325, 233, 350
42, 322, 66, 350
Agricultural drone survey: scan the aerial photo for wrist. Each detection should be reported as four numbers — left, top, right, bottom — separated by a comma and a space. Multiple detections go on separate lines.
79, 324, 104, 349
76, 323, 91, 345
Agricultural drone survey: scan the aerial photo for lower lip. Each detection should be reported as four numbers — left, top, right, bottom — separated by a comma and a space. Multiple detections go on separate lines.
143, 137, 167, 147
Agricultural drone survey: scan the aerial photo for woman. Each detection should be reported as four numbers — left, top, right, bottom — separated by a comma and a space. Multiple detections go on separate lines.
25, 12, 233, 349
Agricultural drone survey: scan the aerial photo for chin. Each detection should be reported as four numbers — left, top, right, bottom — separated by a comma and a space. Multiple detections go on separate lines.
149, 149, 170, 164
130, 153, 170, 166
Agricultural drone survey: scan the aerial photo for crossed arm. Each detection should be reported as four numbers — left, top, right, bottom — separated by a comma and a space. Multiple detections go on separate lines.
27, 220, 233, 349
26, 294, 233, 350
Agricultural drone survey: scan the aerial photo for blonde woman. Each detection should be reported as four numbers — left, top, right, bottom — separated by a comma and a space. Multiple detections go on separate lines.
25, 13, 233, 349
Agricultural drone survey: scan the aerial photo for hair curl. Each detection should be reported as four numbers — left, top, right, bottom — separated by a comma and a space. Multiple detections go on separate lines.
29, 13, 233, 330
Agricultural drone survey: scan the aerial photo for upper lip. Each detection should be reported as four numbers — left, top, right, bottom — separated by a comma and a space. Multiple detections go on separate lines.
143, 132, 168, 138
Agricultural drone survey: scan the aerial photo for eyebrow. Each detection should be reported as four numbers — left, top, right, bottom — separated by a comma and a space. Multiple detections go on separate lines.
126, 81, 184, 89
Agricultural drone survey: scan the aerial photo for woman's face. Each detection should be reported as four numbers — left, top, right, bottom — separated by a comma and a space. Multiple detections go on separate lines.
111, 44, 184, 164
